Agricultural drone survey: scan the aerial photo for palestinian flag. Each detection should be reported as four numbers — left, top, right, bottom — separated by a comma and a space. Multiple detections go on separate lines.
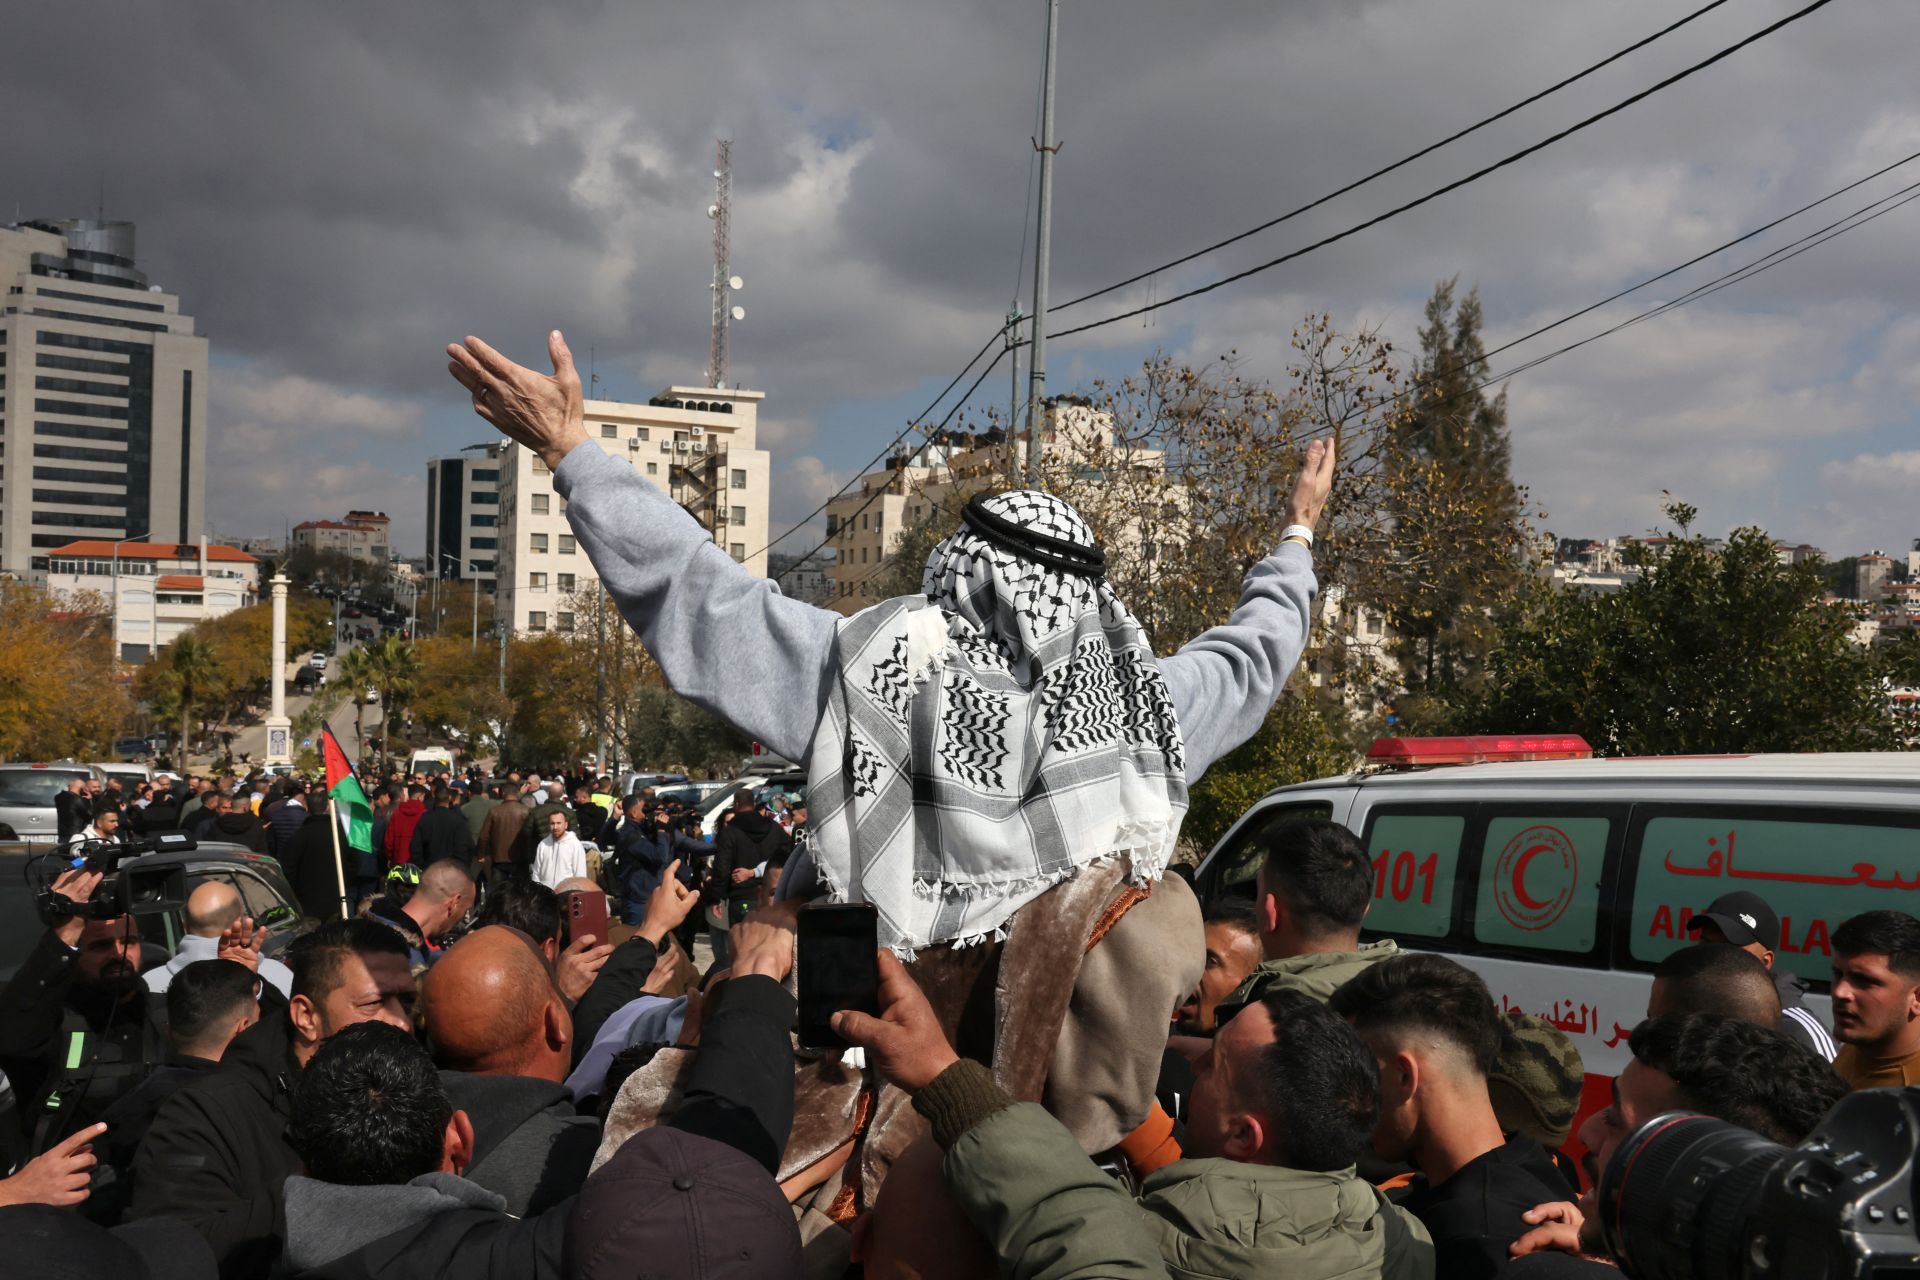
322, 726, 373, 853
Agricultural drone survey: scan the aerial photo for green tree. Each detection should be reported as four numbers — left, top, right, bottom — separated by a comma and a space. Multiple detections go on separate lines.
335, 647, 378, 760
0, 581, 127, 759
361, 633, 421, 765
1365, 279, 1532, 725
1468, 503, 1896, 754
166, 635, 221, 765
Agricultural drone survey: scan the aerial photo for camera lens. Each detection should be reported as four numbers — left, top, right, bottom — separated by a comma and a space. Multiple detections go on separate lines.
1599, 1112, 1789, 1280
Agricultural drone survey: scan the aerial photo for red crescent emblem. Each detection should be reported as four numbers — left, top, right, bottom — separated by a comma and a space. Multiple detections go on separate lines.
1510, 844, 1554, 910
1493, 826, 1578, 931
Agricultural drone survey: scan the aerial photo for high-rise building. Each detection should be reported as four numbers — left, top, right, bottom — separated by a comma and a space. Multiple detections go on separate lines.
496, 387, 771, 634
0, 219, 208, 578
425, 444, 501, 586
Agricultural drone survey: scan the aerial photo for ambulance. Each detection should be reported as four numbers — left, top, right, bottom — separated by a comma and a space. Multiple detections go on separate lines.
1191, 737, 1920, 1121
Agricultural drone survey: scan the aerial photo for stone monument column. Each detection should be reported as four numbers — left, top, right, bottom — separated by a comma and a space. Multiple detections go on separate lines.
265, 573, 292, 765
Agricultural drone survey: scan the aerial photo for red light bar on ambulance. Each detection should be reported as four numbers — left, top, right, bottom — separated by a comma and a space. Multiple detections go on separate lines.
1366, 734, 1593, 767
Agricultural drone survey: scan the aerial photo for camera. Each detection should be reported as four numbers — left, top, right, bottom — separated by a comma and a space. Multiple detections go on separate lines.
1598, 1087, 1920, 1280
32, 833, 194, 923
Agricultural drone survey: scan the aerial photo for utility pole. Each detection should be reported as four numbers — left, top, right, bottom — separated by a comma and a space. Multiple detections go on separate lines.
707, 140, 739, 390
1006, 304, 1023, 483
1024, 0, 1061, 491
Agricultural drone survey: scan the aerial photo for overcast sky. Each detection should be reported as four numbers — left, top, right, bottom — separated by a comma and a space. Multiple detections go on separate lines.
5, 0, 1915, 561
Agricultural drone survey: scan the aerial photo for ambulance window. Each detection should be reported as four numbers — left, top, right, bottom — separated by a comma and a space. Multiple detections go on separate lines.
1627, 810, 1920, 986
1200, 802, 1335, 907
1362, 812, 1467, 940
1470, 815, 1611, 956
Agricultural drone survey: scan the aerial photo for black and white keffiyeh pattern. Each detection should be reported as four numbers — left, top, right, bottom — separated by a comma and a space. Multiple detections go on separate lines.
805, 490, 1187, 954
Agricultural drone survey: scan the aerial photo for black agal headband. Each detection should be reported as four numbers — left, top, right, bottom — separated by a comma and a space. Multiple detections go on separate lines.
961, 493, 1107, 580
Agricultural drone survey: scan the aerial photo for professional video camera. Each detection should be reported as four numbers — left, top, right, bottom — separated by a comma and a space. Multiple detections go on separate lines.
1597, 1086, 1920, 1280
29, 834, 194, 923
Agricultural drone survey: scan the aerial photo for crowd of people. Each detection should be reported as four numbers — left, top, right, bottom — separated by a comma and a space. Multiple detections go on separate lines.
0, 333, 1911, 1278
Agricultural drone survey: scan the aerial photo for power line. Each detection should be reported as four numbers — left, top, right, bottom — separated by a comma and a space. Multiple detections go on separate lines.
775, 344, 1013, 582
755, 320, 1014, 564
1483, 180, 1920, 388
1474, 150, 1920, 369
1044, 0, 1841, 343
1052, 0, 1734, 314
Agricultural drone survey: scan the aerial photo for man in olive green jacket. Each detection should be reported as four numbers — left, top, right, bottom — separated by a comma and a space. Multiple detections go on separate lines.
838, 952, 1434, 1280
1216, 818, 1399, 1022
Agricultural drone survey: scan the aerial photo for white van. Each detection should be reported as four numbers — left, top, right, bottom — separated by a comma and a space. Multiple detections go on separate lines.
1192, 737, 1920, 1109
406, 748, 455, 778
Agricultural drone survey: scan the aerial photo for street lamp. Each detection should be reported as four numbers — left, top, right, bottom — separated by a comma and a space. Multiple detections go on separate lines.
111, 530, 152, 663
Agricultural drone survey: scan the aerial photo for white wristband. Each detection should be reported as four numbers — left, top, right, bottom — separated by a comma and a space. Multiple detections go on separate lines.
1280, 524, 1315, 548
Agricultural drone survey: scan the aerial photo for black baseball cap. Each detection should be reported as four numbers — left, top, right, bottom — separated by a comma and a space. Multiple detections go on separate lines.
1686, 891, 1781, 950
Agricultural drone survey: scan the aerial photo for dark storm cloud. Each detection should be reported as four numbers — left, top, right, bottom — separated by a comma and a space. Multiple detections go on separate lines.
2, 0, 1915, 553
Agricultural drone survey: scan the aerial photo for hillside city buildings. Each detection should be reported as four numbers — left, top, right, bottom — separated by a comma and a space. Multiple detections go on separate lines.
41, 536, 260, 661
292, 510, 392, 565
0, 218, 207, 580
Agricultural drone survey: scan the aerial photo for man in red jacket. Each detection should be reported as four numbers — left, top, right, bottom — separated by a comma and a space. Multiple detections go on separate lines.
383, 784, 429, 867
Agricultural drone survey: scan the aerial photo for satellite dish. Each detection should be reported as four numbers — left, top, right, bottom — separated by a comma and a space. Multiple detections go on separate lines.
731, 306, 746, 321
707, 205, 718, 219
729, 275, 744, 291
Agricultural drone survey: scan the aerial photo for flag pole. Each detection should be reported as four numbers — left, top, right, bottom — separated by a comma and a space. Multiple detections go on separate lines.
329, 794, 349, 920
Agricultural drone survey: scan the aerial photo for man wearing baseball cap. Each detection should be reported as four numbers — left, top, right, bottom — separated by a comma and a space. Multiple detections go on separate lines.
1686, 890, 1836, 1061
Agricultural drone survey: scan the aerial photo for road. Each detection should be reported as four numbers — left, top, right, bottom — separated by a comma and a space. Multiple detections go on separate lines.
221, 626, 380, 768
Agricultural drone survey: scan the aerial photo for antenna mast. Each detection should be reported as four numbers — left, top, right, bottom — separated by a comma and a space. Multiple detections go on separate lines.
707, 140, 733, 389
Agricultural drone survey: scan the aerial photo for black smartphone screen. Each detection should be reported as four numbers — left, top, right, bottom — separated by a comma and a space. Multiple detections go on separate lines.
796, 903, 880, 1049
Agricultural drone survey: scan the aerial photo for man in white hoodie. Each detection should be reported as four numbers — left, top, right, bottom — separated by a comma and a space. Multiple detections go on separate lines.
532, 811, 587, 890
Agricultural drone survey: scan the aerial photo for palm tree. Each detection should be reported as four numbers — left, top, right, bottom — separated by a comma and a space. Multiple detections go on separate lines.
167, 634, 219, 768
336, 646, 377, 761
363, 633, 420, 768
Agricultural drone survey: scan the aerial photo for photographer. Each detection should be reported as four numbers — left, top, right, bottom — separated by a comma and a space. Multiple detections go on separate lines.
1503, 1013, 1847, 1275
0, 867, 164, 1156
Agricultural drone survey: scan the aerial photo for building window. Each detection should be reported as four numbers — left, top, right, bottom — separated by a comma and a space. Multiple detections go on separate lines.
557, 573, 576, 592
529, 572, 547, 589
558, 534, 576, 555
528, 611, 547, 631
637, 427, 649, 441
731, 469, 747, 489
646, 462, 658, 475
469, 537, 497, 550
557, 611, 575, 631
601, 424, 618, 439
533, 457, 549, 475
730, 544, 746, 561
861, 547, 868, 563
529, 533, 548, 554
472, 469, 498, 482
531, 493, 549, 515
470, 514, 496, 527
861, 513, 869, 530
731, 505, 747, 526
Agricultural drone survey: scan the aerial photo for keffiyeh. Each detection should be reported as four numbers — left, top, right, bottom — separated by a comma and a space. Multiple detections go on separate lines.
804, 490, 1187, 954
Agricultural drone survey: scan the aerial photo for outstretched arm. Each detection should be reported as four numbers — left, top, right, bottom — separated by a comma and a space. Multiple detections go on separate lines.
446, 332, 838, 761
1157, 438, 1332, 781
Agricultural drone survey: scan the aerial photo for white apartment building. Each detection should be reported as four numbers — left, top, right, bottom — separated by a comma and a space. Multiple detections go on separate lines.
0, 219, 208, 579
425, 444, 501, 586
42, 536, 259, 661
495, 387, 771, 635
291, 511, 392, 565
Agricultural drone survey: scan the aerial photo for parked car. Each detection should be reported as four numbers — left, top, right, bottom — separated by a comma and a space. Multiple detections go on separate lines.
620, 771, 690, 798
0, 840, 308, 981
113, 736, 152, 761
406, 748, 455, 778
698, 771, 807, 837
95, 762, 154, 791
0, 762, 107, 845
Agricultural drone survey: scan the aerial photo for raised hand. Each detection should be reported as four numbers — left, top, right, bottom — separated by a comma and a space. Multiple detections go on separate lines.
637, 860, 699, 946
1284, 436, 1337, 531
445, 331, 588, 471
831, 950, 958, 1095
217, 915, 267, 972
0, 1122, 105, 1207
555, 933, 615, 1003
49, 868, 105, 947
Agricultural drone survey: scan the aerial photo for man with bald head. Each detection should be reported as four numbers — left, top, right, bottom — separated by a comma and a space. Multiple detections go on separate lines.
368, 859, 475, 972
419, 925, 599, 1215
147, 880, 295, 999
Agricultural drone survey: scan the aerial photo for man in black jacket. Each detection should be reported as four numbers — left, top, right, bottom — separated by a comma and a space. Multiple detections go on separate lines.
418, 927, 599, 1215
128, 918, 417, 1278
276, 915, 802, 1278
411, 787, 477, 869
708, 791, 789, 966
0, 868, 162, 1157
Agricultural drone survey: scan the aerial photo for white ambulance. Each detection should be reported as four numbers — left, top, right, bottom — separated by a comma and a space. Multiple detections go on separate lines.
1191, 737, 1920, 1110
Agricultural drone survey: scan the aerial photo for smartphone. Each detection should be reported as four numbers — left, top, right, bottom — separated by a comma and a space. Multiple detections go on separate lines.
796, 903, 880, 1050
562, 889, 611, 949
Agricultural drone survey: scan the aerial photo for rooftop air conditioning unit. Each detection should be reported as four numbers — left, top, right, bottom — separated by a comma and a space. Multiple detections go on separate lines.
628, 437, 642, 451
692, 442, 707, 454
690, 426, 704, 438
659, 441, 672, 453
675, 440, 690, 452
